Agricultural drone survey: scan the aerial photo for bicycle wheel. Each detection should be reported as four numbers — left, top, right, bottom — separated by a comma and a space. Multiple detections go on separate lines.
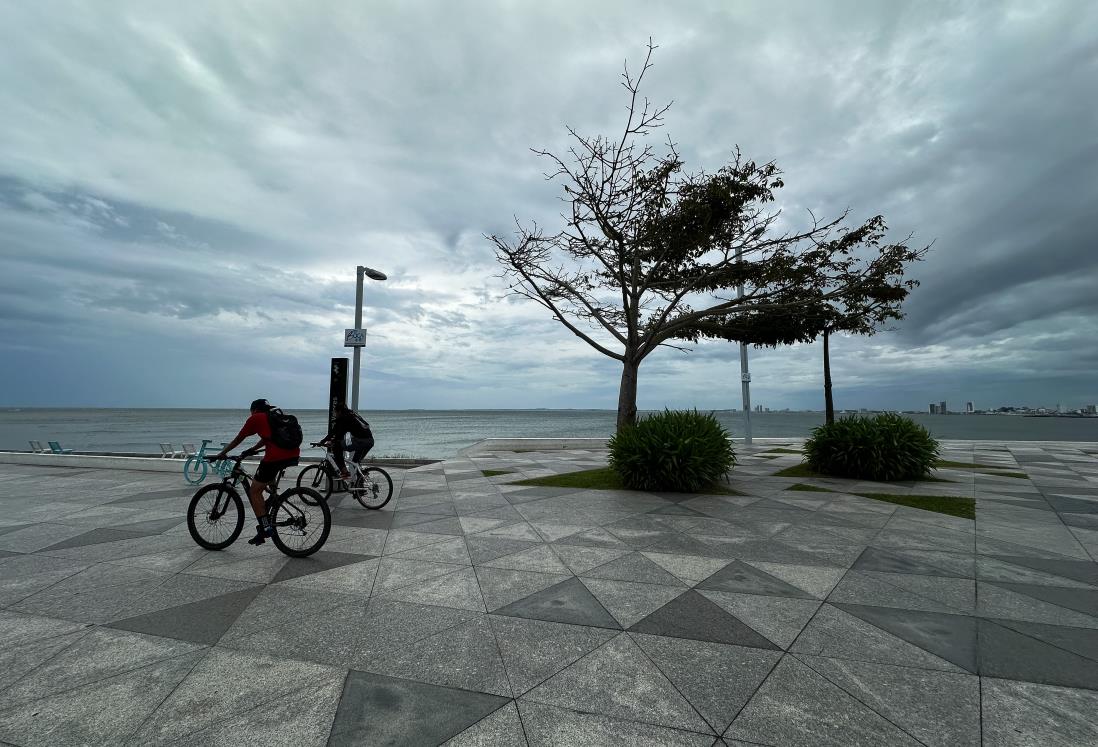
182, 456, 208, 485
295, 464, 332, 503
351, 466, 393, 510
269, 487, 331, 557
187, 484, 244, 550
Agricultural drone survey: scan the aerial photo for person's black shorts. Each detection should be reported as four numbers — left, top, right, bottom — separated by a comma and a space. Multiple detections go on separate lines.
255, 457, 299, 483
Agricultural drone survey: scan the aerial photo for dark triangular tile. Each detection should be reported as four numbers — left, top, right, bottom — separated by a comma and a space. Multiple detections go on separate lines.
978, 619, 1098, 689
1046, 495, 1098, 514
629, 590, 779, 649
990, 582, 1098, 618
116, 517, 186, 535
107, 586, 264, 645
990, 617, 1098, 663
852, 547, 966, 578
493, 577, 621, 629
0, 524, 31, 537
390, 512, 445, 528
329, 671, 509, 746
990, 555, 1098, 586
696, 560, 813, 599
42, 527, 148, 552
271, 551, 376, 583
835, 603, 977, 672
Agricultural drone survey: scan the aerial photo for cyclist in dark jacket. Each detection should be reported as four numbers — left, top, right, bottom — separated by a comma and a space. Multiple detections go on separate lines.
319, 403, 374, 479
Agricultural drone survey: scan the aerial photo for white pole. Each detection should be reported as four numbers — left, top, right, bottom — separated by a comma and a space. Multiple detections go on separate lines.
737, 248, 752, 444
351, 266, 364, 411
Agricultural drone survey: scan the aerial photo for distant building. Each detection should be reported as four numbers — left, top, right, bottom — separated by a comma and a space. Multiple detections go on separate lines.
965, 401, 974, 414
939, 401, 948, 414
929, 403, 939, 414
1087, 404, 1097, 415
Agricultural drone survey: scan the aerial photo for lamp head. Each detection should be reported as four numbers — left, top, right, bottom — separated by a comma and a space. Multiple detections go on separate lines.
361, 266, 387, 281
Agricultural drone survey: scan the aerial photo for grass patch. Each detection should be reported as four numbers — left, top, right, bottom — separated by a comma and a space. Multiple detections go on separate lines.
765, 448, 803, 455
481, 469, 513, 477
510, 467, 744, 495
787, 483, 835, 493
774, 462, 953, 483
773, 463, 824, 479
853, 492, 975, 520
935, 459, 1004, 470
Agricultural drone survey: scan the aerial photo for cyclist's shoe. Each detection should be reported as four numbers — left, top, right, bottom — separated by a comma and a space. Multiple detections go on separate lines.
339, 472, 351, 480
247, 522, 273, 546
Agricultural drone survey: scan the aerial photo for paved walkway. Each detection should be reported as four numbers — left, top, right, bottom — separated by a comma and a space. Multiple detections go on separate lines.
1, 442, 1097, 745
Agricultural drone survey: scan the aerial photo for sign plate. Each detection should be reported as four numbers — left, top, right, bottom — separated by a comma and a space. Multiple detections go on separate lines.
740, 372, 752, 382
344, 328, 367, 347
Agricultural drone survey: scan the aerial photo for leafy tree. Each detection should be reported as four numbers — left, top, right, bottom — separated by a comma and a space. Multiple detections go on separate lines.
491, 43, 927, 430
688, 253, 924, 424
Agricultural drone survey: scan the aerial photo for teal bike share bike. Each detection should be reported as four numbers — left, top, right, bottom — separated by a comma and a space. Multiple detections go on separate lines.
183, 440, 234, 485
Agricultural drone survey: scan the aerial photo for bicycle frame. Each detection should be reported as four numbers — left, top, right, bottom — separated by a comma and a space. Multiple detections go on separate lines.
204, 458, 306, 528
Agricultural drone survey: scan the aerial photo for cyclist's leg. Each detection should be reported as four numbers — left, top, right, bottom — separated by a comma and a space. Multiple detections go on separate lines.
332, 442, 351, 478
351, 434, 375, 466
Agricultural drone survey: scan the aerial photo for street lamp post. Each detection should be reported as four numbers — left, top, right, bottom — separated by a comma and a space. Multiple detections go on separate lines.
736, 247, 753, 445
351, 265, 387, 412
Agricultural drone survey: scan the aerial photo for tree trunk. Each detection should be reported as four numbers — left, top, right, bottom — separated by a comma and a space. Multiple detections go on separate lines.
823, 328, 835, 425
616, 358, 640, 431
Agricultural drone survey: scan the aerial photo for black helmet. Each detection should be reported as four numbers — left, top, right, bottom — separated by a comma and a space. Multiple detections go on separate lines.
250, 398, 272, 413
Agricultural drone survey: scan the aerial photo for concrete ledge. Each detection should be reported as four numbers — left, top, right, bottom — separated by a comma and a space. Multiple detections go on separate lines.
0, 451, 437, 472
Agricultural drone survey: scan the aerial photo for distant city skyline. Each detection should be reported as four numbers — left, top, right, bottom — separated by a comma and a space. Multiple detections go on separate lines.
1, 2, 1096, 411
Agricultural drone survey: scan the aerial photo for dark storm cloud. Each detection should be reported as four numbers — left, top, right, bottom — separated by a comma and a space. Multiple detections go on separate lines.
0, 0, 1095, 409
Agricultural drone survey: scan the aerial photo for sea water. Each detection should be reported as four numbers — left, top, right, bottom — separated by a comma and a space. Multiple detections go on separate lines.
2, 408, 1096, 459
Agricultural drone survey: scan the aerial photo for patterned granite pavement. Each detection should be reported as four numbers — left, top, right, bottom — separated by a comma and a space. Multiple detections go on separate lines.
1, 441, 1098, 745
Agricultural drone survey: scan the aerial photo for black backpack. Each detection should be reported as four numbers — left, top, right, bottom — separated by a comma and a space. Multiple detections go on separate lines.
267, 408, 303, 449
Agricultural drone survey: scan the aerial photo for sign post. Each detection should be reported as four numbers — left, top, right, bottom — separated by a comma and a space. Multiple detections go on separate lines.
328, 358, 348, 437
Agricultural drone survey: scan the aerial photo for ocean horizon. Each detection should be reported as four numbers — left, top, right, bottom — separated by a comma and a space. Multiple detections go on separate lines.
3, 407, 1097, 460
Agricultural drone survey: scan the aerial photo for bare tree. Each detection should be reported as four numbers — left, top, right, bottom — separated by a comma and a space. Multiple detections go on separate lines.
491, 42, 927, 430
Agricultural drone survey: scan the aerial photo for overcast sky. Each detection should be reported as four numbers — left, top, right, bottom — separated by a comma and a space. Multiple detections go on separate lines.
1, 0, 1096, 412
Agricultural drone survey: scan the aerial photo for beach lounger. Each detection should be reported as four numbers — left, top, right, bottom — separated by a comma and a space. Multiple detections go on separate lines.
47, 441, 73, 454
159, 443, 183, 458
29, 440, 45, 453
182, 443, 196, 457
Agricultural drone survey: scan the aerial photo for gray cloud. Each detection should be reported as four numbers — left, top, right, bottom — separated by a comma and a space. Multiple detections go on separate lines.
0, 0, 1096, 411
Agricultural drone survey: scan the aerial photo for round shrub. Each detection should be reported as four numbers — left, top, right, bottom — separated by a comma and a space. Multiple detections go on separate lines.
803, 413, 940, 481
608, 409, 736, 492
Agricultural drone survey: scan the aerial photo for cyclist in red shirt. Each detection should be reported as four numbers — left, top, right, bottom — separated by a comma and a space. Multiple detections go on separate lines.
213, 399, 300, 545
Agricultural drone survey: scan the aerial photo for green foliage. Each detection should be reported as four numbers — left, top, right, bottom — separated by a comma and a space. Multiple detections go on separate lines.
803, 413, 940, 482
481, 469, 513, 477
608, 409, 736, 492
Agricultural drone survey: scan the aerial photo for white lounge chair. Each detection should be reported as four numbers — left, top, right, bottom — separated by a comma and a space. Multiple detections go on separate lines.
29, 440, 45, 453
159, 443, 182, 459
182, 443, 197, 457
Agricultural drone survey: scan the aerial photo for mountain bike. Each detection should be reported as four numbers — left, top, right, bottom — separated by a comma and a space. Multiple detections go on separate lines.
296, 442, 393, 509
186, 455, 330, 557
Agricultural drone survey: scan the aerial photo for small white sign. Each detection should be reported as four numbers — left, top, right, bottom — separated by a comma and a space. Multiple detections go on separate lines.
740, 372, 752, 382
344, 328, 367, 347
